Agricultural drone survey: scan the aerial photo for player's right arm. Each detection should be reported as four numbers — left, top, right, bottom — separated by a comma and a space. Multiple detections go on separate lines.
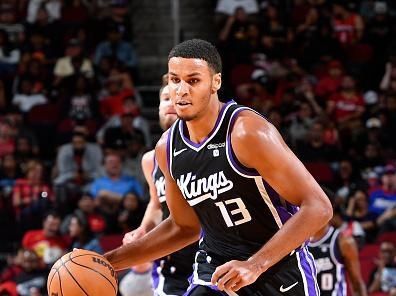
122, 150, 162, 244
339, 234, 367, 296
104, 132, 201, 271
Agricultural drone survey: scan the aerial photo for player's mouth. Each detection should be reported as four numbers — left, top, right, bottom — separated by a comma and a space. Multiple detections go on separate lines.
176, 101, 192, 109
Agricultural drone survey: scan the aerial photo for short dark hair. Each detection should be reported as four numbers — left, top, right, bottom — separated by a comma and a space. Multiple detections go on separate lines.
168, 39, 222, 74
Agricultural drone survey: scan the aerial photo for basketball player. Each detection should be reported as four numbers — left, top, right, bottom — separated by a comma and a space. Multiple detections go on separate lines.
308, 194, 367, 296
104, 39, 332, 295
122, 82, 197, 295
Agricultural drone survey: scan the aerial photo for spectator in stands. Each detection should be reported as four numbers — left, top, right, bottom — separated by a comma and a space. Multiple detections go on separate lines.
287, 101, 316, 147
98, 94, 151, 148
315, 60, 343, 101
14, 134, 38, 173
0, 29, 20, 76
22, 211, 67, 265
296, 120, 339, 162
333, 159, 366, 202
117, 192, 145, 233
90, 153, 143, 231
11, 77, 47, 113
68, 213, 103, 253
331, 2, 364, 46
53, 38, 94, 86
12, 160, 53, 231
61, 0, 89, 28
1, 249, 47, 296
369, 241, 396, 295
103, 109, 146, 154
27, 0, 61, 24
327, 75, 365, 132
345, 189, 377, 242
60, 193, 106, 235
0, 153, 20, 198
94, 24, 137, 70
0, 121, 16, 158
0, 249, 24, 284
369, 164, 396, 220
54, 130, 102, 213
260, 3, 293, 59
101, 0, 132, 41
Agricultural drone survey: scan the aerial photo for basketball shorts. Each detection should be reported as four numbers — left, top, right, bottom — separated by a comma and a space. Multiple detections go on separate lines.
152, 260, 192, 296
183, 247, 320, 296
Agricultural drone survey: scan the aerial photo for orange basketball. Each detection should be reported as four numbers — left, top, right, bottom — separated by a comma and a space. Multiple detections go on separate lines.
47, 249, 118, 296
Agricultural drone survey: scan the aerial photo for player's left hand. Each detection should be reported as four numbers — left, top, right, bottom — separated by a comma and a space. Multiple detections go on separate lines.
211, 260, 262, 292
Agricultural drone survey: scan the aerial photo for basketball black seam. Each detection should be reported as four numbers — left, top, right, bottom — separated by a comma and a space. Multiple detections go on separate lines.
57, 270, 64, 296
48, 269, 56, 290
52, 253, 99, 272
69, 256, 117, 293
61, 257, 90, 296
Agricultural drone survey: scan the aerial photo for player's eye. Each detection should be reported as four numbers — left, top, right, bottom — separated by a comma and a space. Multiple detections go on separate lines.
189, 79, 199, 85
171, 77, 180, 83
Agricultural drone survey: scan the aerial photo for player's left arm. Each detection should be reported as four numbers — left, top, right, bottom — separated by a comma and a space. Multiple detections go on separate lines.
339, 234, 368, 296
213, 110, 332, 291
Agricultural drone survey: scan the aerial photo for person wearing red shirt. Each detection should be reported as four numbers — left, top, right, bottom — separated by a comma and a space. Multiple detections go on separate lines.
327, 75, 365, 129
22, 211, 68, 266
315, 60, 343, 100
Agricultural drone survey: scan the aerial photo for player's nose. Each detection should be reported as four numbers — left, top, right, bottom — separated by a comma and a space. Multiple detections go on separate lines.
176, 80, 188, 97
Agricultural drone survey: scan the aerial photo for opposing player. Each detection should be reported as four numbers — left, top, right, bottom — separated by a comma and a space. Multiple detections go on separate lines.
123, 81, 197, 295
308, 194, 367, 296
105, 39, 332, 295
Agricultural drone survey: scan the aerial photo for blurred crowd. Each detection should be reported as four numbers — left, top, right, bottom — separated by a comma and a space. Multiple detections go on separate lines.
0, 0, 394, 295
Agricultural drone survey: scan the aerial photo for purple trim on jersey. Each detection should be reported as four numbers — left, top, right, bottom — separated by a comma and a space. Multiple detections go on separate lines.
226, 107, 259, 176
183, 283, 224, 296
298, 249, 319, 296
152, 260, 160, 289
336, 268, 346, 296
152, 153, 157, 178
180, 100, 233, 148
166, 128, 172, 173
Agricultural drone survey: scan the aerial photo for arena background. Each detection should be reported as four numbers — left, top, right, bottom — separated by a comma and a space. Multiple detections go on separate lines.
0, 0, 395, 295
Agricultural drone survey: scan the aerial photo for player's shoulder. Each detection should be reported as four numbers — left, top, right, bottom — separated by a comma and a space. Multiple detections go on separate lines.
231, 109, 273, 140
156, 128, 171, 152
142, 149, 155, 164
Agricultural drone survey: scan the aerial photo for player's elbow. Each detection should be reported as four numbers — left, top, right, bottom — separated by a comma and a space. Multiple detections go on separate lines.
317, 196, 333, 225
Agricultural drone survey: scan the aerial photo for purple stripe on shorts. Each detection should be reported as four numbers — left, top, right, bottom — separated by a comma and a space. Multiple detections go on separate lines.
183, 283, 225, 296
298, 249, 319, 296
151, 260, 159, 289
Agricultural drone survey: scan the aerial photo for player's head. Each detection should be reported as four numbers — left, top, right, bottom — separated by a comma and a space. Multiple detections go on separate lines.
167, 39, 222, 121
159, 84, 177, 130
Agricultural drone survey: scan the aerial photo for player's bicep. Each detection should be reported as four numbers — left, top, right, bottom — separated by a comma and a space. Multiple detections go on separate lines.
232, 114, 327, 206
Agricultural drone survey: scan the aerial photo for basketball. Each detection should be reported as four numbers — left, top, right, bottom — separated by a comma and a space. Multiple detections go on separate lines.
47, 249, 118, 296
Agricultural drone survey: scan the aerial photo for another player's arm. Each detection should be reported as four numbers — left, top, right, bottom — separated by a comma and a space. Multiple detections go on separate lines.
338, 234, 368, 296
139, 150, 163, 232
213, 111, 332, 290
122, 150, 162, 244
104, 132, 201, 271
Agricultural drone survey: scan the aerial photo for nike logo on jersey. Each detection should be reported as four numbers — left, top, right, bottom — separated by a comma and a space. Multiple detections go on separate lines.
279, 282, 298, 293
174, 148, 187, 156
176, 171, 233, 206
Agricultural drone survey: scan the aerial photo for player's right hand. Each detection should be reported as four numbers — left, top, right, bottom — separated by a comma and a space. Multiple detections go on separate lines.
122, 227, 146, 245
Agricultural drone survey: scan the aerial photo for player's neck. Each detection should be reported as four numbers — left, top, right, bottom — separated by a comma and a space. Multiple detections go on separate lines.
185, 98, 223, 144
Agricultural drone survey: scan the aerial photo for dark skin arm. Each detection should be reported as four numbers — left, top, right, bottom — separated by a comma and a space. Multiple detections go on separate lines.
339, 234, 367, 296
104, 132, 201, 271
212, 111, 333, 291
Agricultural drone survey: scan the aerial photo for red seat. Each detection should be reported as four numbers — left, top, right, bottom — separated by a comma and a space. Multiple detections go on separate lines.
304, 162, 334, 184
229, 64, 255, 90
376, 231, 396, 245
359, 243, 380, 284
99, 234, 123, 252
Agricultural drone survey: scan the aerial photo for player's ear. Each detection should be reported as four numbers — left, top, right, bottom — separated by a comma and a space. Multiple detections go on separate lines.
212, 73, 222, 93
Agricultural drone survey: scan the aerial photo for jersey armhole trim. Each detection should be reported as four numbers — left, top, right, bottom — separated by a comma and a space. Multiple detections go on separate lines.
226, 107, 260, 178
167, 121, 178, 180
